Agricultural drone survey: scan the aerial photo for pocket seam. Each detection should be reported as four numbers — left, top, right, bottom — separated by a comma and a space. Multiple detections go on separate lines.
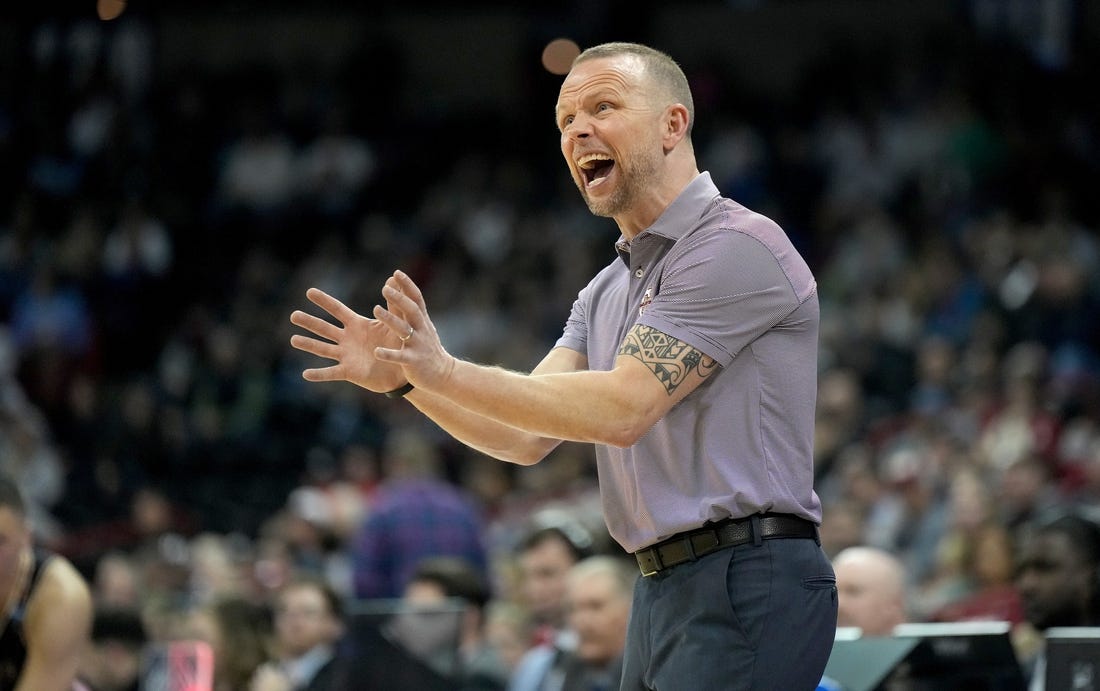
801, 574, 837, 590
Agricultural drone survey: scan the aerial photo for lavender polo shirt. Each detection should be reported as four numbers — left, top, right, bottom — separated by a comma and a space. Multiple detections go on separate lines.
554, 172, 822, 553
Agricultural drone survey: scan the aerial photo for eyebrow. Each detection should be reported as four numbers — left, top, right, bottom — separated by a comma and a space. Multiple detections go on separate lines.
555, 88, 618, 121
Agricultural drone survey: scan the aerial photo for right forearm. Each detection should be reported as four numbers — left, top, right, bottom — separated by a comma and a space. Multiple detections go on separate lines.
405, 388, 560, 465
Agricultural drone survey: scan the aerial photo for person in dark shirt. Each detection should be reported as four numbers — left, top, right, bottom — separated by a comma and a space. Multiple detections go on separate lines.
250, 575, 345, 691
77, 607, 147, 691
349, 425, 489, 600
1015, 511, 1100, 687
0, 473, 93, 690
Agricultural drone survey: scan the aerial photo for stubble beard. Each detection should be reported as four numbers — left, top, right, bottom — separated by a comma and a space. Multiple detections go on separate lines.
579, 143, 661, 219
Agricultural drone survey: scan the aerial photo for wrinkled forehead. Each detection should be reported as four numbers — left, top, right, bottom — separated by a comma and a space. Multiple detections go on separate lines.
556, 55, 647, 108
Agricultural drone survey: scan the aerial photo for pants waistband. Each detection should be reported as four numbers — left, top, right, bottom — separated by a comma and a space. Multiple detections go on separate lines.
634, 513, 818, 577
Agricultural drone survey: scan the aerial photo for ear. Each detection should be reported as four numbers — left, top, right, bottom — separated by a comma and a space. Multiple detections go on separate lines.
662, 103, 691, 151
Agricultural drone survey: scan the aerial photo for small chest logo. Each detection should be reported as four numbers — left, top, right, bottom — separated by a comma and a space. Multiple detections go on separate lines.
639, 288, 653, 315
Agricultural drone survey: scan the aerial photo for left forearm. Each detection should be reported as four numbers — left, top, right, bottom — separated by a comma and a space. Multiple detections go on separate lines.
428, 359, 653, 448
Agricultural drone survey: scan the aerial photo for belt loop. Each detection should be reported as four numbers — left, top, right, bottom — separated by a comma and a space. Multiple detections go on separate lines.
750, 514, 762, 546
813, 523, 821, 546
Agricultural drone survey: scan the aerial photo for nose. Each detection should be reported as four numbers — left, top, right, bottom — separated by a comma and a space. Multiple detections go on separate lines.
563, 113, 592, 141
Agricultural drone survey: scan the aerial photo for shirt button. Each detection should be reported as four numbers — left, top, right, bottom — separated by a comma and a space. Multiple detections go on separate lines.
634, 268, 644, 278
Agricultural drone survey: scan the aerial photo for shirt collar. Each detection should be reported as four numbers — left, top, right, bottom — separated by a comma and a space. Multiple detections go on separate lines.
614, 171, 719, 264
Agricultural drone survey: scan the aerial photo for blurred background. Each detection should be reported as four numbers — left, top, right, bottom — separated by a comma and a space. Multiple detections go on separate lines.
1, 0, 1100, 685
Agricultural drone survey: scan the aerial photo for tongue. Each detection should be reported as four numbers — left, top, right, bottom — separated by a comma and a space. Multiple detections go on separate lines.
587, 162, 614, 187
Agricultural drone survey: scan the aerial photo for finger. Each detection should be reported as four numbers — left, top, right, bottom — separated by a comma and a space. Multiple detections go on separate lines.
289, 310, 342, 342
302, 365, 343, 382
373, 345, 407, 365
381, 285, 423, 329
391, 270, 428, 311
305, 288, 359, 325
382, 288, 407, 322
290, 334, 342, 361
371, 303, 411, 337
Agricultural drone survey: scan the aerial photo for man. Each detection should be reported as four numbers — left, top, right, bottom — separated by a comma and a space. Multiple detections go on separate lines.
398, 556, 509, 691
0, 474, 93, 690
832, 545, 909, 636
517, 524, 592, 646
250, 575, 345, 691
76, 607, 147, 691
537, 555, 636, 691
1015, 512, 1100, 689
349, 424, 489, 600
291, 41, 836, 689
509, 525, 592, 691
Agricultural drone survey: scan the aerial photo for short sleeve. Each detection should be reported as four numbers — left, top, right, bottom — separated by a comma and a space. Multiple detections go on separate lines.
637, 229, 803, 366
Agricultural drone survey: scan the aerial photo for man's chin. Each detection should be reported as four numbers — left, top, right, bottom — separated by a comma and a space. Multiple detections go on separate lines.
583, 193, 620, 219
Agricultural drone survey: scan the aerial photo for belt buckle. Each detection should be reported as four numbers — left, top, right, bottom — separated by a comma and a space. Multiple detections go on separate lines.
637, 547, 663, 577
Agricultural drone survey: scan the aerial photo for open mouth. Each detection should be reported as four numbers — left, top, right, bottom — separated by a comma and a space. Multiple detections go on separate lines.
578, 153, 616, 188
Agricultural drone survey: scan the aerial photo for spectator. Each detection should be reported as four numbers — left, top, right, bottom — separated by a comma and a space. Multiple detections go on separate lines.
515, 522, 593, 647
0, 473, 93, 690
295, 105, 377, 221
833, 545, 909, 636
184, 594, 273, 691
508, 523, 594, 691
0, 398, 65, 545
1015, 512, 1100, 688
929, 521, 1024, 626
349, 424, 489, 599
483, 601, 533, 679
77, 606, 148, 691
554, 555, 635, 691
997, 456, 1059, 537
215, 106, 296, 221
91, 551, 141, 609
398, 556, 509, 691
250, 575, 345, 691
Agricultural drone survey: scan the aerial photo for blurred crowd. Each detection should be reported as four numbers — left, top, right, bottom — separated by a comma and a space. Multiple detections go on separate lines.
2, 3, 1100, 690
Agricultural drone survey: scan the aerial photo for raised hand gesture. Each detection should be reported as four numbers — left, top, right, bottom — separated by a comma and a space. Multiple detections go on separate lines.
289, 287, 409, 393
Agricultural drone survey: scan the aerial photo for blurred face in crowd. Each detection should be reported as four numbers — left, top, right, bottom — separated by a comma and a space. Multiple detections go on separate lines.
274, 583, 343, 658
392, 579, 463, 663
519, 536, 578, 627
557, 54, 666, 225
1016, 532, 1096, 630
834, 548, 907, 636
79, 638, 143, 691
0, 506, 30, 588
566, 569, 631, 666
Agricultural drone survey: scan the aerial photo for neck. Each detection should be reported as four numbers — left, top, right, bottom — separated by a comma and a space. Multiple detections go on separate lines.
615, 165, 699, 240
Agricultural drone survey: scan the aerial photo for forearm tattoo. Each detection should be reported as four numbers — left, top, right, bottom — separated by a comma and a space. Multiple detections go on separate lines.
619, 325, 718, 395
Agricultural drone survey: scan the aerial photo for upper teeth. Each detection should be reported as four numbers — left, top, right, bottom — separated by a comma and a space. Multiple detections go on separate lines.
577, 153, 612, 169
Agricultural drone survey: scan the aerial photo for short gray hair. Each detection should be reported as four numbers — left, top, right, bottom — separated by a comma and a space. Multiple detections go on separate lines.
573, 42, 695, 135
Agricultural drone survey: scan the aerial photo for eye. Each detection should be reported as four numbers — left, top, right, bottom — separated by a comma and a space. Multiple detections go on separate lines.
597, 102, 612, 113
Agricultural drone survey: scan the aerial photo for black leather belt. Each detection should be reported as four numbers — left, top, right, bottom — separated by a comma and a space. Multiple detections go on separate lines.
634, 513, 818, 577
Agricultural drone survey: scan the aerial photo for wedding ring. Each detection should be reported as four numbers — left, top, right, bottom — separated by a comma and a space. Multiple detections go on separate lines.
399, 326, 414, 342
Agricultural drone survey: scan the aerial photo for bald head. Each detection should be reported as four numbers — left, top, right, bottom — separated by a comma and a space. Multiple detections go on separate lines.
833, 546, 908, 636
566, 556, 635, 666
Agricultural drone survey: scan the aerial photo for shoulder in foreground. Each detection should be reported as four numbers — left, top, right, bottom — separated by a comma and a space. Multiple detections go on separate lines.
40, 555, 93, 611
